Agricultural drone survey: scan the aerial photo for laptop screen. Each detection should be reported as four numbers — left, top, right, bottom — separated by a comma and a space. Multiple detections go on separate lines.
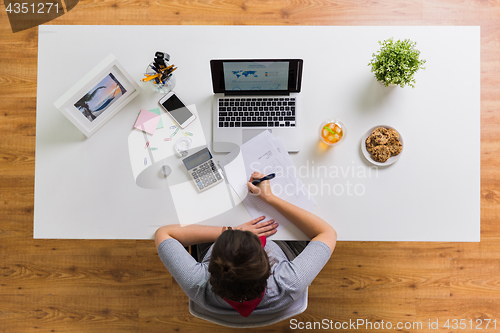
211, 59, 303, 95
223, 61, 289, 91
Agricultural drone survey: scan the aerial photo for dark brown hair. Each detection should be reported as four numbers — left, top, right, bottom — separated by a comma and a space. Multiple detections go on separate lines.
208, 229, 270, 302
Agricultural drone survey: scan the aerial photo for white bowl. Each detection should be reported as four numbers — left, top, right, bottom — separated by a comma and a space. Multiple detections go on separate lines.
361, 125, 403, 166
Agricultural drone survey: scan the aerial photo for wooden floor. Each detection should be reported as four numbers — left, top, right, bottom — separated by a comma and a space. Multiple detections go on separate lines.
1, 1, 499, 332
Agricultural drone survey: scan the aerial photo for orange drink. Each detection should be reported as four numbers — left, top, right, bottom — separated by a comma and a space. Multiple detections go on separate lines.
319, 119, 346, 146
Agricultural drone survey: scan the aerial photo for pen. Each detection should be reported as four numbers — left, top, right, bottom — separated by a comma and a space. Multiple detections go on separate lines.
251, 173, 276, 185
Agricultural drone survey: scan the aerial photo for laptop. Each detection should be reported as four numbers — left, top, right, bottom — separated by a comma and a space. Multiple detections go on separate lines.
210, 59, 303, 153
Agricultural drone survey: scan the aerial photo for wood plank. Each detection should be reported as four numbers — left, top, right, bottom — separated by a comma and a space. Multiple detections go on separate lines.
479, 216, 500, 239
0, 177, 34, 208
0, 226, 141, 256
0, 98, 37, 136
149, 0, 424, 25
451, 259, 500, 298
416, 298, 500, 332
452, 237, 500, 260
0, 254, 170, 297
311, 257, 450, 299
303, 298, 417, 330
0, 295, 139, 333
58, 0, 150, 23
135, 240, 157, 257
0, 150, 35, 175
333, 241, 456, 259
0, 58, 38, 98
0, 28, 38, 59
423, 0, 500, 23
481, 187, 500, 211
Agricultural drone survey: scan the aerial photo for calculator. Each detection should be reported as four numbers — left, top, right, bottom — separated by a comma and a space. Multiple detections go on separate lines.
182, 147, 223, 192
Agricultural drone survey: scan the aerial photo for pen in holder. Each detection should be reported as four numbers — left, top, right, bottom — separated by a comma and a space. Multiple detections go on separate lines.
144, 62, 176, 94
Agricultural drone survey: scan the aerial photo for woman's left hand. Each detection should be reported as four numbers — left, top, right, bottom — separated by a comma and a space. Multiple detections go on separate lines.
235, 216, 278, 237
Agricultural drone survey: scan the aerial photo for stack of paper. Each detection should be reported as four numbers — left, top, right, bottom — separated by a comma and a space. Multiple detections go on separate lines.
221, 131, 316, 228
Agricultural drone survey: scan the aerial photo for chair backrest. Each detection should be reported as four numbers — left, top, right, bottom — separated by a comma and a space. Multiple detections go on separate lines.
188, 287, 308, 328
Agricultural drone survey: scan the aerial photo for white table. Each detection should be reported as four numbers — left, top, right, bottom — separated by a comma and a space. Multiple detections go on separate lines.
35, 25, 480, 241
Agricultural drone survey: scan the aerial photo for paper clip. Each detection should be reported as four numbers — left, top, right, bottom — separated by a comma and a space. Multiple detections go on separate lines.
169, 125, 177, 129
145, 142, 150, 149
149, 147, 158, 151
183, 132, 193, 136
164, 138, 172, 141
170, 128, 179, 138
144, 158, 147, 165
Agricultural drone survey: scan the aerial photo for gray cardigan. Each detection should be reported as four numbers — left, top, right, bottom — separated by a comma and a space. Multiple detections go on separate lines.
158, 238, 331, 315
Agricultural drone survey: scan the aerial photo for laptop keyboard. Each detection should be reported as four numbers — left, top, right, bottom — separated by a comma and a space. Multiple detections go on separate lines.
217, 97, 296, 128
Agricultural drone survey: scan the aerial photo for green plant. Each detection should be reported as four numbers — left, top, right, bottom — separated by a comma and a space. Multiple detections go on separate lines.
368, 38, 426, 88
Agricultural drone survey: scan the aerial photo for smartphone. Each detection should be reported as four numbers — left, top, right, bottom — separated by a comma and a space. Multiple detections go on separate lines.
158, 91, 196, 128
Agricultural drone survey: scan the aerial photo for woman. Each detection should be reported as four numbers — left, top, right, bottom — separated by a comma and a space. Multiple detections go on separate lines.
155, 171, 337, 317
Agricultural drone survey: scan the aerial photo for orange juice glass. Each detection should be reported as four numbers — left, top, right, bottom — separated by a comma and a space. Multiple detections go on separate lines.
319, 118, 346, 146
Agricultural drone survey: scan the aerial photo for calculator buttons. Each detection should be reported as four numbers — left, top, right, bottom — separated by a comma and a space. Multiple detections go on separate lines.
186, 159, 223, 192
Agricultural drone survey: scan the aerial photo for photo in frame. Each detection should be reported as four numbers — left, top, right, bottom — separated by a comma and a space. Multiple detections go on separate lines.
54, 54, 141, 137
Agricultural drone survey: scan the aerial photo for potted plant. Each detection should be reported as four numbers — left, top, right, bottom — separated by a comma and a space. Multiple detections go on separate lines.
368, 38, 426, 88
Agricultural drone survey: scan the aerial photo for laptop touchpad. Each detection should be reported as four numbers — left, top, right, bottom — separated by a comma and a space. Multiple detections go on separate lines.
242, 129, 272, 143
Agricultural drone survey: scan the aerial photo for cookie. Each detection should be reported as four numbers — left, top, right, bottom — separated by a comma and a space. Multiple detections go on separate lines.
370, 145, 391, 162
365, 136, 377, 152
367, 145, 377, 154
371, 127, 390, 145
387, 139, 402, 156
387, 128, 399, 141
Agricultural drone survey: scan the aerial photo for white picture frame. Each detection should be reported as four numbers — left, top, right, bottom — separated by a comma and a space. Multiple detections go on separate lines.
54, 54, 141, 137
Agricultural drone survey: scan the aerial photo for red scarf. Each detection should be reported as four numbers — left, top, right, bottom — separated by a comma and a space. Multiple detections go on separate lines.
222, 236, 266, 317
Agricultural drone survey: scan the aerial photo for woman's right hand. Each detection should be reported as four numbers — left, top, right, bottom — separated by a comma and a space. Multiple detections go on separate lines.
235, 215, 278, 237
247, 171, 276, 204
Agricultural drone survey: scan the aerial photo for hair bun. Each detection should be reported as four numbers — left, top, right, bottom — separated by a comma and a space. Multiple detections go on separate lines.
221, 262, 231, 273
216, 259, 236, 278
224, 264, 236, 277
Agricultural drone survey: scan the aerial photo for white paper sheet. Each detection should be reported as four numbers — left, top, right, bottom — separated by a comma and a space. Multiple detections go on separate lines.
169, 178, 242, 226
219, 149, 248, 201
223, 131, 316, 227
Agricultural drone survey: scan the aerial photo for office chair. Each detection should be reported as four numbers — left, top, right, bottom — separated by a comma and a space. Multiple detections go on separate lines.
188, 287, 308, 328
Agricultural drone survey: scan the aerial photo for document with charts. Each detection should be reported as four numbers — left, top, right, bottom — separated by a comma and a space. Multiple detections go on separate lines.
221, 131, 316, 227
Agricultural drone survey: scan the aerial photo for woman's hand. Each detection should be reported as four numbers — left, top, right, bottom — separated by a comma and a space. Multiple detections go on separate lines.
235, 215, 278, 237
247, 171, 276, 204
